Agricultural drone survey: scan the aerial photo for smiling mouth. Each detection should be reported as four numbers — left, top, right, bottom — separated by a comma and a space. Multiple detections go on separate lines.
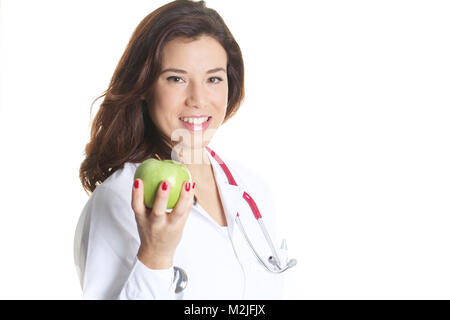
179, 116, 212, 132
179, 116, 211, 125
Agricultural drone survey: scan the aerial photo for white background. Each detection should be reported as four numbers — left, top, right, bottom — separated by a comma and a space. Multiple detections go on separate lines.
0, 0, 449, 299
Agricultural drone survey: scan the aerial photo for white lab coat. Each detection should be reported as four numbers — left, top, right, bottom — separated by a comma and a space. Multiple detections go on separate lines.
73, 149, 286, 299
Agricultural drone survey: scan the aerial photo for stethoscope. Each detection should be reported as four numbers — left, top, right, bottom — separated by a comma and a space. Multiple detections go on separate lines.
173, 147, 297, 293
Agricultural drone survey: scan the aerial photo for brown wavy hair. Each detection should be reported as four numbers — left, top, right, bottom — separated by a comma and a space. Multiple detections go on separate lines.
79, 0, 245, 195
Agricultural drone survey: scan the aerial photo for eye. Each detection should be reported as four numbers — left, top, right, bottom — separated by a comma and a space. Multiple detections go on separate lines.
209, 77, 223, 84
167, 76, 184, 83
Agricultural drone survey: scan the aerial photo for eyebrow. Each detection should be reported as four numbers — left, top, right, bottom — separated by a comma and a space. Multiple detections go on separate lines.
160, 67, 226, 74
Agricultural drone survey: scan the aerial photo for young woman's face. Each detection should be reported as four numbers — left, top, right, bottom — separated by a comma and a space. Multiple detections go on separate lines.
149, 35, 228, 150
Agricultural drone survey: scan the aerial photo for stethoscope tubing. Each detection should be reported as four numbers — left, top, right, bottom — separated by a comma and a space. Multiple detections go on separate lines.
206, 146, 296, 273
235, 215, 296, 274
257, 218, 282, 267
171, 147, 297, 294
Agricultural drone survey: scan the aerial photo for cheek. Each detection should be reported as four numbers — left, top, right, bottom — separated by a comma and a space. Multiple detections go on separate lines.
154, 86, 178, 111
210, 83, 227, 105
215, 86, 228, 116
152, 86, 182, 122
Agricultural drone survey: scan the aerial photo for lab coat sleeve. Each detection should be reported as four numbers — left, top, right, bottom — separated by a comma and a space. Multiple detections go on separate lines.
80, 183, 178, 300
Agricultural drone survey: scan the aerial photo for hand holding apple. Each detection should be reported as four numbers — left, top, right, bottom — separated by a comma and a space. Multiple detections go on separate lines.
131, 159, 196, 269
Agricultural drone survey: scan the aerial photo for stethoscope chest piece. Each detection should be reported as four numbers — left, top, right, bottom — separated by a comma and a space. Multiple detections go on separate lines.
173, 266, 188, 293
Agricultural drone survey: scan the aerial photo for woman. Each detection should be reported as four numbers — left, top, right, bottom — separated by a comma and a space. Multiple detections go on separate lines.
74, 0, 294, 300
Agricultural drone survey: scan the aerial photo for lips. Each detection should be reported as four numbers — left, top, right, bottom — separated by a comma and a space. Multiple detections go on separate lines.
179, 116, 212, 132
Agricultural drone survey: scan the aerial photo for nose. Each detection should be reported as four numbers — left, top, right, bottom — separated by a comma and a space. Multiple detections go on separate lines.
185, 80, 207, 109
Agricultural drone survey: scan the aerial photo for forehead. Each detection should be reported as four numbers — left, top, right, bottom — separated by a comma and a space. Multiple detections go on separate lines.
161, 35, 227, 70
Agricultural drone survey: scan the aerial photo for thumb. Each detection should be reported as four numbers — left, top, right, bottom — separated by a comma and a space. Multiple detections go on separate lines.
131, 179, 146, 217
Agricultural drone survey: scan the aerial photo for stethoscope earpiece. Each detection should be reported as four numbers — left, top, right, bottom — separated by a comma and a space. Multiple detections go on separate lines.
287, 258, 297, 268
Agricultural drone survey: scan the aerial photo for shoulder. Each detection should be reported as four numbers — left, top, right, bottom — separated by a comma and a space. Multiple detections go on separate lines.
94, 162, 139, 198
222, 155, 273, 196
218, 153, 276, 213
86, 162, 140, 214
80, 162, 141, 236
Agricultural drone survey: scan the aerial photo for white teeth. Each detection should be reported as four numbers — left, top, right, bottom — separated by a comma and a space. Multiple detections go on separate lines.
181, 117, 209, 124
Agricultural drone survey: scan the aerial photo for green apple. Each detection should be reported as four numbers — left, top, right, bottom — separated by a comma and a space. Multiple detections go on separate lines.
134, 158, 192, 209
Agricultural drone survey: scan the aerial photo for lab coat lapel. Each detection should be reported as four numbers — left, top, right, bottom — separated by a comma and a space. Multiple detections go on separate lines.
208, 150, 242, 237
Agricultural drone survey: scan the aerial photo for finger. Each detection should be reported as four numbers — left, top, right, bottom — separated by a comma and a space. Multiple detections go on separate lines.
131, 179, 146, 217
170, 181, 195, 222
151, 180, 170, 217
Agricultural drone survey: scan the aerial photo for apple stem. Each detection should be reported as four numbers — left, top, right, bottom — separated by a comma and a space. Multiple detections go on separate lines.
154, 153, 161, 161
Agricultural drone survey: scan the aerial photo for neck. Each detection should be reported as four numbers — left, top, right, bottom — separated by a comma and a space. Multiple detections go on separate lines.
174, 146, 212, 180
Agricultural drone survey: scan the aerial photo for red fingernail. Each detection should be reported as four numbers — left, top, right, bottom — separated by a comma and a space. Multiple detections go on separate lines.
192, 182, 196, 189
185, 182, 191, 191
162, 181, 168, 191
134, 179, 139, 189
